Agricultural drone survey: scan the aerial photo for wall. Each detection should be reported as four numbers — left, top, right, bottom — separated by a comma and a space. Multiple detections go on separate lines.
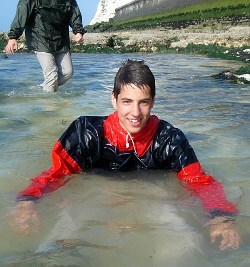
113, 0, 210, 22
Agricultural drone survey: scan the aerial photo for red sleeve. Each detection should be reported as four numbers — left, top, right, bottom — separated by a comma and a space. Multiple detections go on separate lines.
177, 162, 238, 217
17, 141, 82, 201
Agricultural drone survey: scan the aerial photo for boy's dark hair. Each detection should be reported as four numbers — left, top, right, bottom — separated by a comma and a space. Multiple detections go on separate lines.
113, 59, 155, 99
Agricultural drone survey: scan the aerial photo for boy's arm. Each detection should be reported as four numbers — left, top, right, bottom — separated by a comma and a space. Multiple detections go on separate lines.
8, 0, 35, 40
17, 116, 103, 201
69, 0, 86, 36
177, 161, 238, 217
12, 116, 100, 233
6, 0, 35, 54
177, 161, 241, 250
165, 127, 241, 250
17, 141, 82, 201
12, 139, 82, 233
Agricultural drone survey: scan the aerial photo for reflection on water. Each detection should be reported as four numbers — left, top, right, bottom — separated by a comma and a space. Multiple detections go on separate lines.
0, 53, 249, 266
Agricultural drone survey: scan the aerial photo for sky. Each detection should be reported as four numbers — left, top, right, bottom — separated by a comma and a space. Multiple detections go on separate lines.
0, 0, 100, 32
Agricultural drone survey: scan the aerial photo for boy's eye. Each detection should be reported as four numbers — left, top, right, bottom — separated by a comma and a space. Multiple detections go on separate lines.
122, 100, 131, 104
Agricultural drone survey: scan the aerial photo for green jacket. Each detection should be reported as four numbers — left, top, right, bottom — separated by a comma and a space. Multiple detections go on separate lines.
8, 0, 86, 53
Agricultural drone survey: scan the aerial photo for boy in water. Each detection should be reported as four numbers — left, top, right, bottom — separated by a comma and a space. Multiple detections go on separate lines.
12, 60, 240, 250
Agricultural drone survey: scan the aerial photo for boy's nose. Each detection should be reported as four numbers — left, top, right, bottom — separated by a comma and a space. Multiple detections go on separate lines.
131, 104, 140, 116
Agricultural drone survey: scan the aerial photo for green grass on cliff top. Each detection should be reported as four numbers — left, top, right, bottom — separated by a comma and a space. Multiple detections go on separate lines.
149, 0, 249, 18
112, 0, 250, 26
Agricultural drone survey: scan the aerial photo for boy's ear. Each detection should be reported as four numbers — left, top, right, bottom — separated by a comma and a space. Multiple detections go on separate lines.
111, 93, 117, 109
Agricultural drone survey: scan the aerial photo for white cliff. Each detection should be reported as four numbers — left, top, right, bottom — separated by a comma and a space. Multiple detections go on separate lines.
90, 0, 133, 25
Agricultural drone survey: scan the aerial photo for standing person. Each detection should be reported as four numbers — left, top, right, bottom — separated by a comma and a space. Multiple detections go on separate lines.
11, 60, 241, 250
5, 0, 86, 92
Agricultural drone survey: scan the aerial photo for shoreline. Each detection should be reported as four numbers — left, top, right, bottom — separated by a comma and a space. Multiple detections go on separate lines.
72, 24, 250, 84
1, 23, 250, 83
82, 25, 250, 50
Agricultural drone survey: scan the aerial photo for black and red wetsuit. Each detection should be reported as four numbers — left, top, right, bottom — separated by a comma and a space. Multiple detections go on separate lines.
17, 112, 238, 218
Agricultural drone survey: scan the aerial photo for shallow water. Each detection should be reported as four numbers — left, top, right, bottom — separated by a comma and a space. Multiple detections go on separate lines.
0, 53, 249, 266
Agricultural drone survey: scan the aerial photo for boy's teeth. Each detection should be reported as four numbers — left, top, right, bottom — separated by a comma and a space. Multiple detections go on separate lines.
130, 119, 139, 122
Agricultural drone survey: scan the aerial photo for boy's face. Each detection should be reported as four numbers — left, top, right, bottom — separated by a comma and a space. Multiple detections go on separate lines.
112, 83, 154, 134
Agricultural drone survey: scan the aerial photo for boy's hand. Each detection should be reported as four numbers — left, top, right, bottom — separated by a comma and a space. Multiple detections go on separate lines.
9, 201, 40, 234
5, 39, 18, 54
205, 216, 241, 250
74, 33, 84, 43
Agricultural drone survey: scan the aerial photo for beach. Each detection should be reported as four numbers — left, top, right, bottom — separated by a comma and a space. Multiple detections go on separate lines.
82, 25, 250, 50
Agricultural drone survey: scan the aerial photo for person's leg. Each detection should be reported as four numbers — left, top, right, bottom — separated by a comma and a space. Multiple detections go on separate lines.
36, 52, 58, 92
55, 52, 73, 86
